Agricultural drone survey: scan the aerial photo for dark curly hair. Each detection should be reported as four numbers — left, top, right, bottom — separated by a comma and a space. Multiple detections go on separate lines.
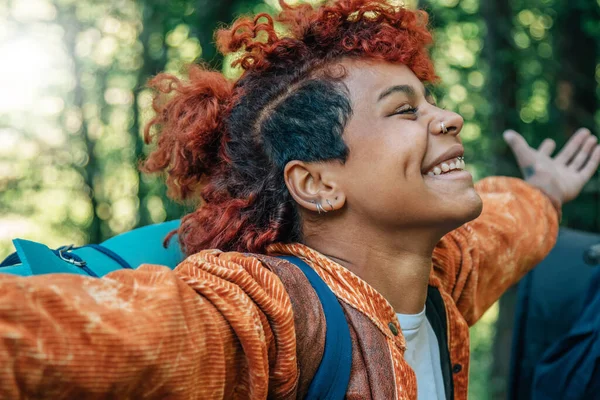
143, 0, 436, 255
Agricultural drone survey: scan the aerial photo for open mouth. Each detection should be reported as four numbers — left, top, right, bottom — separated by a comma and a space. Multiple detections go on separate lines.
424, 157, 465, 176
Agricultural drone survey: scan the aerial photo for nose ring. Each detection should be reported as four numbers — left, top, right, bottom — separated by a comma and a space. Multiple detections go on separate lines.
440, 121, 448, 134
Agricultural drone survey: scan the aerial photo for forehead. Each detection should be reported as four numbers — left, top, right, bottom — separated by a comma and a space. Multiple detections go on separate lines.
340, 60, 424, 103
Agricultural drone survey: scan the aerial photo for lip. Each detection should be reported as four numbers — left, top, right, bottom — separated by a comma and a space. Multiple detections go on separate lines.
421, 144, 465, 174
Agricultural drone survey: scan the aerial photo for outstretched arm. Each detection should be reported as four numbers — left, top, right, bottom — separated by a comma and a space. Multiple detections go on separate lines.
433, 128, 600, 325
0, 252, 296, 399
433, 176, 559, 325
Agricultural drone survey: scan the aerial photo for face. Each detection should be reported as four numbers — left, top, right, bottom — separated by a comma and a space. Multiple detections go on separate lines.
331, 60, 482, 234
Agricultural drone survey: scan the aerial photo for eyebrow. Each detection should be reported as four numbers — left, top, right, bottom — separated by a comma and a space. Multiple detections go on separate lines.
377, 84, 429, 102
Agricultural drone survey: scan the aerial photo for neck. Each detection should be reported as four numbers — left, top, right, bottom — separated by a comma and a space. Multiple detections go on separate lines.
303, 219, 443, 315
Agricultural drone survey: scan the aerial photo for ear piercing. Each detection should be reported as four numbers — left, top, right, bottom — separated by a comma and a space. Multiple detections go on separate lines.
440, 121, 448, 134
313, 201, 328, 214
313, 200, 335, 214
326, 199, 334, 211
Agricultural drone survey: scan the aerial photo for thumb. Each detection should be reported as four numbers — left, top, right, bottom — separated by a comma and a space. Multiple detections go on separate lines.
504, 129, 534, 167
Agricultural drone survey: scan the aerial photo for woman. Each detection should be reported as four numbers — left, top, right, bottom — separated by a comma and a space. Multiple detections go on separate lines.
0, 0, 599, 399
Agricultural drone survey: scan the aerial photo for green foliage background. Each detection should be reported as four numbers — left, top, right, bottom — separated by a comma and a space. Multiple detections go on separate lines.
0, 0, 598, 398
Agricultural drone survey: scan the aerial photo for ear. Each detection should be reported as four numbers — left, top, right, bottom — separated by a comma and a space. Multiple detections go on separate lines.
284, 160, 346, 213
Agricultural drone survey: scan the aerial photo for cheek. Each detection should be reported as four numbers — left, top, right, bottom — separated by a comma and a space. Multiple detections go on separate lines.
341, 119, 430, 212
351, 141, 418, 188
342, 149, 430, 220
347, 128, 428, 195
373, 127, 428, 175
387, 125, 428, 177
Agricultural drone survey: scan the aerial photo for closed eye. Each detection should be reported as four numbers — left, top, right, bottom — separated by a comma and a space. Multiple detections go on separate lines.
390, 105, 419, 117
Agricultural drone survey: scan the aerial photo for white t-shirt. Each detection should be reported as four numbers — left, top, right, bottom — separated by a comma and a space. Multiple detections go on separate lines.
396, 307, 447, 400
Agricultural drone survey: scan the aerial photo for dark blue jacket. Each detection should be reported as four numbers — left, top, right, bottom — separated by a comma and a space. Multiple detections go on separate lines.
531, 264, 600, 399
510, 228, 600, 400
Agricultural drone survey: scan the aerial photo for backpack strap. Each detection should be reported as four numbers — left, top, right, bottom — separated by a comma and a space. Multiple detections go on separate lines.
278, 256, 352, 400
0, 240, 135, 277
425, 285, 455, 400
0, 220, 184, 277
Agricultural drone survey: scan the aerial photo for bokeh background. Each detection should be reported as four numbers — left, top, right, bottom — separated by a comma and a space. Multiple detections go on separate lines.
1, 0, 599, 398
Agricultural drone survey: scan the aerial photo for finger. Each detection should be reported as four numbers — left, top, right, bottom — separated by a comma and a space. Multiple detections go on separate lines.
538, 138, 556, 156
555, 128, 591, 164
578, 145, 600, 182
503, 130, 536, 168
569, 135, 598, 170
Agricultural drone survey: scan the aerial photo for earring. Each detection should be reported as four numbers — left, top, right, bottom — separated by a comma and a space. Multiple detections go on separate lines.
326, 199, 334, 211
314, 201, 328, 214
312, 200, 321, 214
317, 203, 328, 214
440, 121, 448, 134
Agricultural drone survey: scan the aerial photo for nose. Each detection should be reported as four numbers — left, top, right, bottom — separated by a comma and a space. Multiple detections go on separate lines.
431, 109, 464, 136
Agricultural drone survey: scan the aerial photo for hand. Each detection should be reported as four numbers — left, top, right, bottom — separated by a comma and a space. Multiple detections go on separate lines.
504, 128, 600, 205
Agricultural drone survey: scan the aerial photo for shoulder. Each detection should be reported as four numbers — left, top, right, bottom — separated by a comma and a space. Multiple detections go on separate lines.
175, 251, 322, 309
176, 250, 325, 398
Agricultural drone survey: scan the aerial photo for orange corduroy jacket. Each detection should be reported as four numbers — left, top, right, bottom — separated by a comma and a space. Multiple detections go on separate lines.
0, 177, 559, 399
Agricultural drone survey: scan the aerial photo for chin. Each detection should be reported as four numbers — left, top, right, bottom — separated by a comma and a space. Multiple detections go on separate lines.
439, 192, 483, 232
463, 193, 484, 222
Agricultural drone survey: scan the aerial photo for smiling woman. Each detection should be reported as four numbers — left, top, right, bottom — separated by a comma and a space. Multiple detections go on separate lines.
0, 1, 599, 399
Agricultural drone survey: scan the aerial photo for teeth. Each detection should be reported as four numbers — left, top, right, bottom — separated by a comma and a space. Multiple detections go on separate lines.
426, 157, 466, 176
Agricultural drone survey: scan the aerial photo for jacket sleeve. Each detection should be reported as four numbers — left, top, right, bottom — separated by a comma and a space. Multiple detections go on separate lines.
432, 176, 560, 326
0, 251, 297, 399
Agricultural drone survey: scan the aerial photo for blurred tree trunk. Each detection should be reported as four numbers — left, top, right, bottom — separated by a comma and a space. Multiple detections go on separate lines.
554, 0, 599, 231
482, 0, 519, 176
59, 7, 102, 244
194, 0, 237, 69
554, 1, 598, 137
482, 1, 519, 399
491, 285, 518, 400
132, 3, 170, 228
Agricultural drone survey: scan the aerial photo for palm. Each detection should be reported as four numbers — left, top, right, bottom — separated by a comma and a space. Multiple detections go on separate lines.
504, 128, 600, 204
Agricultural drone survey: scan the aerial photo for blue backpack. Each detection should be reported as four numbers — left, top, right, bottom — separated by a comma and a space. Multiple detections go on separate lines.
0, 220, 351, 400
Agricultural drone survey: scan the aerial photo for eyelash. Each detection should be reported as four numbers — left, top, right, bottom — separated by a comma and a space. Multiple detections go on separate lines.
391, 106, 419, 116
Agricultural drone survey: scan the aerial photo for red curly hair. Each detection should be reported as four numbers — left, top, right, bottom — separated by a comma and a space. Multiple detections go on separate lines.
143, 0, 436, 255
